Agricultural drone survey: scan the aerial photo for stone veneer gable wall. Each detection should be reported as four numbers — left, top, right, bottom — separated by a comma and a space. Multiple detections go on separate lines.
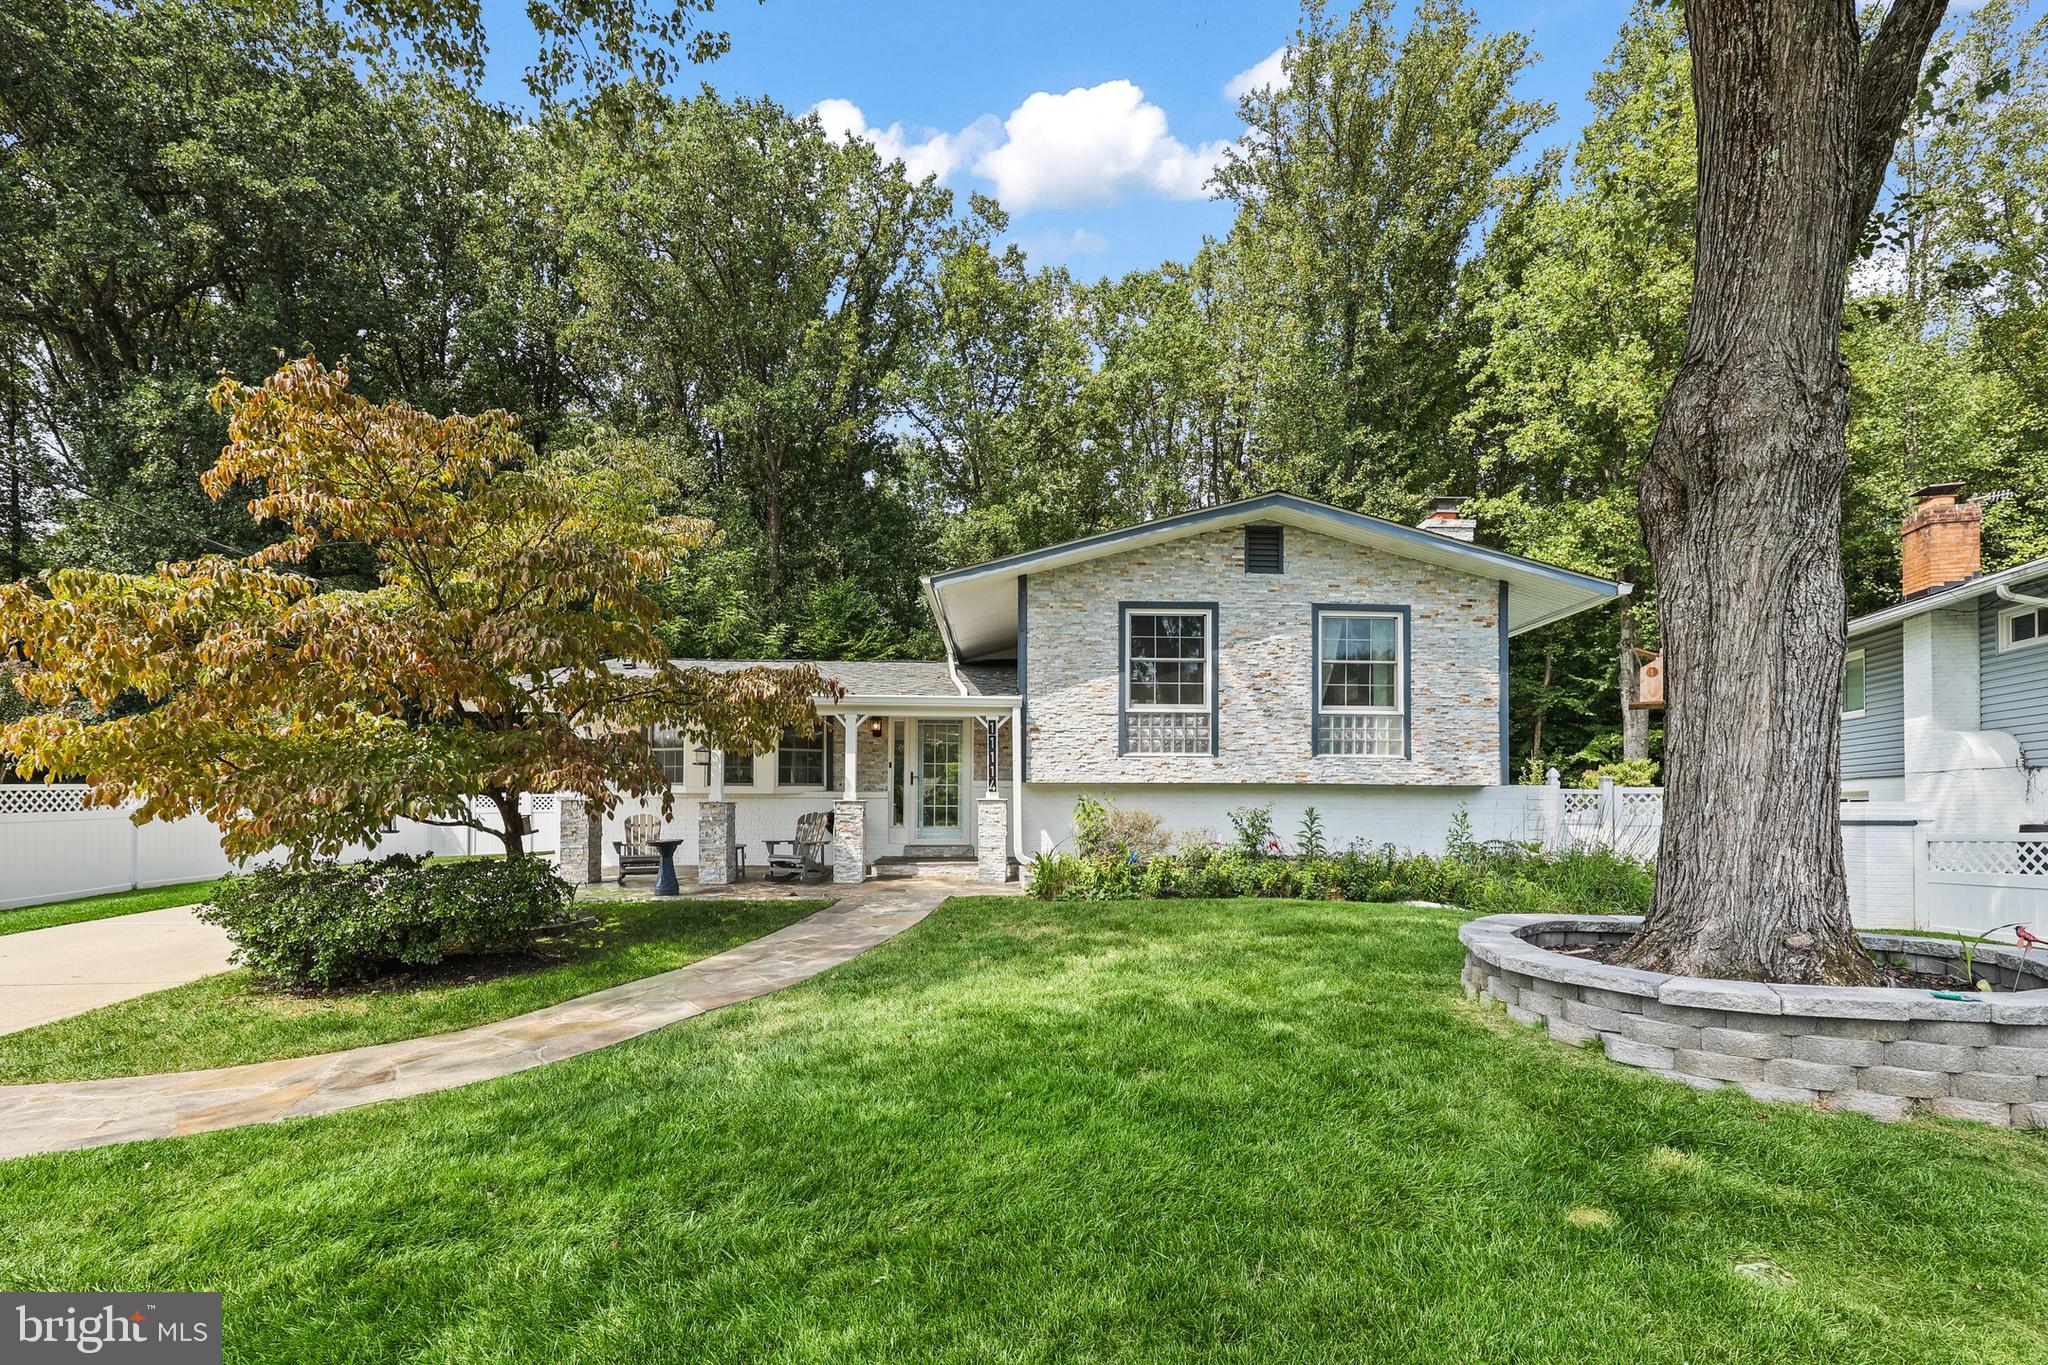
1022, 523, 1503, 785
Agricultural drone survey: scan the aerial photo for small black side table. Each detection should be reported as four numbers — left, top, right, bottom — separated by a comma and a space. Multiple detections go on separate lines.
651, 837, 687, 896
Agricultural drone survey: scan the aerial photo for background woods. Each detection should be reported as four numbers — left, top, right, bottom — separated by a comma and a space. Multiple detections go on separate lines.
5, 0, 2048, 781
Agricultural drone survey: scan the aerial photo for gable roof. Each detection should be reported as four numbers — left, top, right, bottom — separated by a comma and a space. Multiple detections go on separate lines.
922, 491, 1628, 662
1847, 557, 2048, 640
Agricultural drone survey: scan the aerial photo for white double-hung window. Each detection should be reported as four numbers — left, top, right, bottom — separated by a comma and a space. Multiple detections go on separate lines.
1315, 609, 1404, 757
1123, 606, 1215, 755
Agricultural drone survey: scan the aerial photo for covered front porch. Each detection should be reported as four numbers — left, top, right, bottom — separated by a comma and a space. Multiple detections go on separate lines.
556, 662, 1022, 889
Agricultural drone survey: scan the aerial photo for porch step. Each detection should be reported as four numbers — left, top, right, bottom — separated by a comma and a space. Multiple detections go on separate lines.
872, 855, 983, 881
900, 843, 974, 859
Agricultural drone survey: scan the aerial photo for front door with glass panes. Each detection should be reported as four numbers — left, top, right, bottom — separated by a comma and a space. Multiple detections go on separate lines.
889, 719, 965, 842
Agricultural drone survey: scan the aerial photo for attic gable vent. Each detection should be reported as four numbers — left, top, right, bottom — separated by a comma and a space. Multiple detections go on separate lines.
1244, 524, 1284, 574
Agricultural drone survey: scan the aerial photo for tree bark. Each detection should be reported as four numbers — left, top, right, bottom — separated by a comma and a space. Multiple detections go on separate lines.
490, 790, 527, 860
1618, 603, 1649, 765
1622, 0, 1947, 984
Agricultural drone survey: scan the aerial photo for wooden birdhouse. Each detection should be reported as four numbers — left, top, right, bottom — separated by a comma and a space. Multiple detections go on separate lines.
1630, 649, 1664, 711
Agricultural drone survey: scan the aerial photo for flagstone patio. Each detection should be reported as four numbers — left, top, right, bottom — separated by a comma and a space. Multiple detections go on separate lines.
0, 878, 1001, 1161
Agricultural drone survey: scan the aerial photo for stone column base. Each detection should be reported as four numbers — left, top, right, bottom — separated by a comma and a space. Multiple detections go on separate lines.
976, 796, 1010, 882
833, 799, 867, 884
698, 801, 736, 888
557, 794, 604, 886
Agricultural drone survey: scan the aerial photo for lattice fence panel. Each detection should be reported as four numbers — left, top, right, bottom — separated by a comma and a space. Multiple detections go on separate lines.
0, 786, 90, 816
1929, 839, 2048, 879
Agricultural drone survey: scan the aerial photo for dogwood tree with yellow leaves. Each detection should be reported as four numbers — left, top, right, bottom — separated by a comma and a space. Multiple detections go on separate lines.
0, 357, 829, 860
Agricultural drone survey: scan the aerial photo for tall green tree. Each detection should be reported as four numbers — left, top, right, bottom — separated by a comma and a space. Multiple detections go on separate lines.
548, 89, 950, 650
887, 201, 1101, 569
1214, 0, 1552, 511
1463, 0, 1693, 768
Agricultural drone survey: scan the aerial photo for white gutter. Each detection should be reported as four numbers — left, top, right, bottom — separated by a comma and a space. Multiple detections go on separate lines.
1849, 556, 2048, 638
815, 693, 1020, 715
1997, 583, 2048, 609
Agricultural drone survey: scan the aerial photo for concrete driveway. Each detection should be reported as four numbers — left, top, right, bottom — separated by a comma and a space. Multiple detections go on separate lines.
0, 906, 232, 1036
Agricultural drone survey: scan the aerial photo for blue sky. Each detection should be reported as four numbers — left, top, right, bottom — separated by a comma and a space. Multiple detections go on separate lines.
476, 0, 1636, 280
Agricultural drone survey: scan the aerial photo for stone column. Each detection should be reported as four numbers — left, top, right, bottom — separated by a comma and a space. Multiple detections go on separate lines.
977, 796, 1010, 883
698, 800, 736, 888
833, 798, 866, 884
556, 794, 604, 886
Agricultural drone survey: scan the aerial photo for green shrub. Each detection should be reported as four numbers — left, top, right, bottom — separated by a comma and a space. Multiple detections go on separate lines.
199, 855, 575, 988
1027, 814, 1653, 917
1072, 793, 1173, 863
1573, 758, 1660, 789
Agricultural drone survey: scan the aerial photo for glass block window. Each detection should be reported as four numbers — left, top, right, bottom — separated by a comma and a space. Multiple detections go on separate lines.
777, 727, 827, 787
1317, 713, 1404, 756
1316, 611, 1403, 756
1127, 712, 1213, 755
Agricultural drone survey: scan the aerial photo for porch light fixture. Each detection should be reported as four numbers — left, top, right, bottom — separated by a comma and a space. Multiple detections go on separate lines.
870, 718, 884, 738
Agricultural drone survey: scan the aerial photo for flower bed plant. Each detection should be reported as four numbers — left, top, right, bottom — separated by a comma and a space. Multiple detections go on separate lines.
199, 855, 575, 988
1027, 800, 1654, 919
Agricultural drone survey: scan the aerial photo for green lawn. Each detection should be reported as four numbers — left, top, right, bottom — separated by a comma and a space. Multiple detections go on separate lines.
0, 878, 228, 938
4, 897, 2046, 1362
0, 896, 825, 1082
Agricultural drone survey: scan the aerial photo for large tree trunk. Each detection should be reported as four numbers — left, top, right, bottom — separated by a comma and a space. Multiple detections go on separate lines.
1622, 0, 1947, 984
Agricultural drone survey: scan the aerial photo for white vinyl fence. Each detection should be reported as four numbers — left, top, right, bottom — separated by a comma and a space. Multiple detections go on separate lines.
1921, 833, 2048, 939
1520, 777, 2048, 941
0, 786, 558, 910
1522, 773, 1664, 861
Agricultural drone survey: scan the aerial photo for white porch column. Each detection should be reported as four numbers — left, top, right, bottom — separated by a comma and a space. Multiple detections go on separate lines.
838, 714, 864, 800
1010, 703, 1024, 860
708, 748, 726, 803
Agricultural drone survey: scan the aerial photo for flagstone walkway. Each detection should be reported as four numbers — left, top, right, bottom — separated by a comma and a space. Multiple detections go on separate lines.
0, 878, 1003, 1161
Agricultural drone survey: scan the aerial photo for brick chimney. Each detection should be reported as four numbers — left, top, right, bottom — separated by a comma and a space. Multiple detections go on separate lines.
1418, 495, 1475, 543
1900, 482, 1982, 599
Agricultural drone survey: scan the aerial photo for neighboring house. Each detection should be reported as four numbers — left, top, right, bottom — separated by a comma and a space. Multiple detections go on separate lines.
1842, 483, 2048, 831
558, 492, 1628, 885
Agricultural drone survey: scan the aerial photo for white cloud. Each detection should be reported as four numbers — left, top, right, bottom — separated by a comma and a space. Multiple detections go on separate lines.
974, 80, 1230, 211
809, 98, 998, 184
1224, 45, 1290, 102
813, 80, 1228, 213
1016, 227, 1109, 264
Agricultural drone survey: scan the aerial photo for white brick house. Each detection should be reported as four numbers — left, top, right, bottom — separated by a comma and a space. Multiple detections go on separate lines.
560, 492, 1628, 886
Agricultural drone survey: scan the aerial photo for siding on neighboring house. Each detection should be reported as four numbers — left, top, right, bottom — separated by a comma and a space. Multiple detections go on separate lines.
1842, 624, 1905, 780
1022, 523, 1503, 786
1980, 574, 2048, 767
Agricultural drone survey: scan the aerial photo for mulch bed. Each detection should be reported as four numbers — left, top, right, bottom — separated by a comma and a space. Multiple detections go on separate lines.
1552, 941, 1981, 992
258, 920, 607, 999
